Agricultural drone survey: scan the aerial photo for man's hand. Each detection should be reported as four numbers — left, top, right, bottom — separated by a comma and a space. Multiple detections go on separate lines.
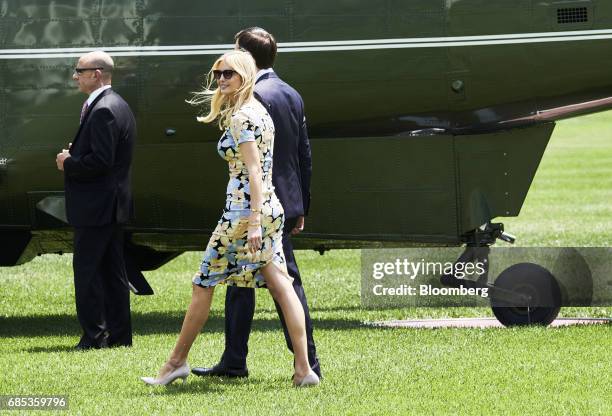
291, 216, 305, 235
56, 149, 71, 171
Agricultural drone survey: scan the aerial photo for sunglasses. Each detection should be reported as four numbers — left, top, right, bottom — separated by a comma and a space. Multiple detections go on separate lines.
212, 69, 237, 80
74, 67, 104, 74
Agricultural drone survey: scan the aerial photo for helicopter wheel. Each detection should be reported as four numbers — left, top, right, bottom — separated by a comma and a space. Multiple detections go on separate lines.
491, 263, 561, 327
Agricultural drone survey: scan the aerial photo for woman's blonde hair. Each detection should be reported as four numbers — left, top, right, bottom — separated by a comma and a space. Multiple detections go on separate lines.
187, 50, 257, 130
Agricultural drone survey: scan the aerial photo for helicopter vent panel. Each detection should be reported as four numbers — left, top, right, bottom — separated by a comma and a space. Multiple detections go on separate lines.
557, 7, 588, 24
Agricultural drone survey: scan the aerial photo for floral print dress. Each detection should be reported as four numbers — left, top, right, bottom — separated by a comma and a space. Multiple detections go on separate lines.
193, 99, 290, 288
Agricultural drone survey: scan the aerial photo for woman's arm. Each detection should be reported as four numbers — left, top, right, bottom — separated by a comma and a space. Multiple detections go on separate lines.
240, 140, 263, 254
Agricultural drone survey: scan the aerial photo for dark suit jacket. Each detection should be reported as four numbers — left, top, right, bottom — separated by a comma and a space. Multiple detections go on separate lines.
64, 88, 136, 227
255, 72, 312, 218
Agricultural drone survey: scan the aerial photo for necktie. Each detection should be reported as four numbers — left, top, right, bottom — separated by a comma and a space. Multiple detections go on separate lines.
80, 100, 89, 124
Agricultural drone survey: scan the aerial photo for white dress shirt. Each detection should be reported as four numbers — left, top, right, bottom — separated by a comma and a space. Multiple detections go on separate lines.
87, 84, 112, 106
255, 68, 274, 83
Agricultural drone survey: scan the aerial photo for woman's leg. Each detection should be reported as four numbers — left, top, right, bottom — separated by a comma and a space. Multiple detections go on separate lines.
158, 284, 215, 377
261, 264, 311, 380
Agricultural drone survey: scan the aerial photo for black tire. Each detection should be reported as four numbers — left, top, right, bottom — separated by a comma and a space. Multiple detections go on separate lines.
491, 263, 561, 327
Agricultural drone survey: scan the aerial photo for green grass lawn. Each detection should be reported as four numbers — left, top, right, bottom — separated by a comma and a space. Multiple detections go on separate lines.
1, 112, 611, 415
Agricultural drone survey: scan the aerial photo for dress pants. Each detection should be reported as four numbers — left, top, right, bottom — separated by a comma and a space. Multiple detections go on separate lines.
221, 217, 321, 376
73, 224, 132, 347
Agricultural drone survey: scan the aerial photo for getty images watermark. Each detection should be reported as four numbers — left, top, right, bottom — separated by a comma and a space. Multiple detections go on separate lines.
371, 257, 488, 298
361, 247, 612, 308
362, 248, 492, 308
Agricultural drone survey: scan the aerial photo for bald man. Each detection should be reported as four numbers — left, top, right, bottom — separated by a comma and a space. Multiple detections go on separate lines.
56, 51, 136, 350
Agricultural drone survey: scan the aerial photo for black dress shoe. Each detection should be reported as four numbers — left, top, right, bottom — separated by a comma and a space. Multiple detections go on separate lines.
74, 343, 95, 351
74, 335, 109, 351
191, 364, 248, 378
74, 342, 107, 351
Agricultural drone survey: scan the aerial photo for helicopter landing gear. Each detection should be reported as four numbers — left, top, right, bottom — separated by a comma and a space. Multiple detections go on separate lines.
441, 223, 562, 327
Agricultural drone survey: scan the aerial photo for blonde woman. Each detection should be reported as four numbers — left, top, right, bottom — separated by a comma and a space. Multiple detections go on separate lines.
140, 51, 319, 387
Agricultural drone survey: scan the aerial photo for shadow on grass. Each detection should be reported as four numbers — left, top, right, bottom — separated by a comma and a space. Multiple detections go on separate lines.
0, 311, 366, 338
26, 345, 77, 353
135, 377, 275, 395
25, 344, 139, 353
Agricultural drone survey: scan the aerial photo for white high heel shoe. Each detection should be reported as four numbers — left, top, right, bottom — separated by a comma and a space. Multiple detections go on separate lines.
140, 363, 190, 386
294, 370, 320, 387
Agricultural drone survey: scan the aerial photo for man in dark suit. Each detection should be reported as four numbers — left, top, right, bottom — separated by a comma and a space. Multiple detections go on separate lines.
192, 28, 321, 378
56, 51, 136, 350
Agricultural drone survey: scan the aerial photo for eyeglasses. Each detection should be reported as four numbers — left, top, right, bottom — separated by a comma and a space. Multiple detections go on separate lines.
73, 67, 104, 75
212, 69, 237, 80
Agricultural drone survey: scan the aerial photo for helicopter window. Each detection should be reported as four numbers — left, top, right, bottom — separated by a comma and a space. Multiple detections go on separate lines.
557, 7, 588, 24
